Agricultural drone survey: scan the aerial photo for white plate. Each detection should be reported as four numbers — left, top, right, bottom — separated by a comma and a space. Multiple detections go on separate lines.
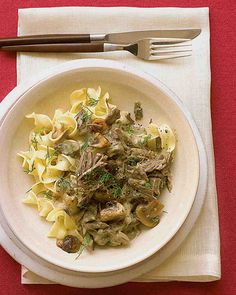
0, 59, 200, 274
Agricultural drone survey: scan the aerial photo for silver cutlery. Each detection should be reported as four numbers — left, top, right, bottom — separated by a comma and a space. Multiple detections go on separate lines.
0, 29, 201, 46
1, 38, 192, 61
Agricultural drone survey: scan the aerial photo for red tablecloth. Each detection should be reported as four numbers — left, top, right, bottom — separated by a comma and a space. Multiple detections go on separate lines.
0, 1, 236, 295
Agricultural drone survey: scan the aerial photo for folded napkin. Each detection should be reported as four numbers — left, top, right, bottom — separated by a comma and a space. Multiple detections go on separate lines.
17, 6, 221, 283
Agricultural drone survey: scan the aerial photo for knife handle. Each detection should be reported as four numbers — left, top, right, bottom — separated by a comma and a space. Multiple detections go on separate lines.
0, 34, 92, 47
1, 43, 105, 53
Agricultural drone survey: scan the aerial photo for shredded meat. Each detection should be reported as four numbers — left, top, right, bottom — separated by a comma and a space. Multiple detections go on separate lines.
77, 151, 108, 179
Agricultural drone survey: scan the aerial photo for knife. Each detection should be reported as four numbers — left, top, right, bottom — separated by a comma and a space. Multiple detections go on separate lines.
0, 29, 201, 47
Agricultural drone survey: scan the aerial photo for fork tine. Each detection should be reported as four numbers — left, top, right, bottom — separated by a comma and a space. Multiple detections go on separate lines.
151, 43, 192, 49
149, 53, 192, 61
135, 38, 193, 61
151, 48, 192, 55
150, 38, 191, 44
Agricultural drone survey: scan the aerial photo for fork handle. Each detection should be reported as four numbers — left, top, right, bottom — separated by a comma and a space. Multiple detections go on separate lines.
1, 43, 105, 52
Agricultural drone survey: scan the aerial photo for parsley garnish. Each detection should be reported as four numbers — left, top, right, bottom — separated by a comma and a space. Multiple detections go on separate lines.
86, 90, 99, 106
57, 177, 71, 192
123, 124, 134, 134
24, 162, 35, 174
41, 190, 53, 200
45, 146, 57, 166
85, 169, 122, 198
81, 139, 90, 152
98, 170, 122, 197
98, 171, 113, 184
144, 182, 152, 189
31, 134, 39, 150
81, 111, 92, 123
76, 233, 92, 259
138, 134, 152, 147
113, 186, 122, 198
127, 157, 140, 166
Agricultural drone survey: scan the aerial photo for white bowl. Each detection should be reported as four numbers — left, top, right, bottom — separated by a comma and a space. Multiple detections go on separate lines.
0, 59, 199, 273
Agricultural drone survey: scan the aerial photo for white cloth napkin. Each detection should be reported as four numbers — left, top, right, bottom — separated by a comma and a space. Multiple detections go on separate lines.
17, 6, 221, 283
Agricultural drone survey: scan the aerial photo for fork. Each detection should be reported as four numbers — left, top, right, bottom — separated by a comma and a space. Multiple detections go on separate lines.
1, 38, 192, 61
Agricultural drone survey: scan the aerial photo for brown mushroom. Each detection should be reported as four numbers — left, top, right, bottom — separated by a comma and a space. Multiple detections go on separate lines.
55, 140, 80, 157
91, 132, 110, 148
105, 108, 121, 125
136, 200, 164, 227
88, 118, 108, 133
134, 101, 143, 121
100, 201, 126, 222
94, 191, 114, 202
57, 235, 80, 253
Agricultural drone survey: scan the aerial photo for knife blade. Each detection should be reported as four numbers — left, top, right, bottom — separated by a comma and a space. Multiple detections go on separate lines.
102, 29, 201, 44
0, 29, 201, 47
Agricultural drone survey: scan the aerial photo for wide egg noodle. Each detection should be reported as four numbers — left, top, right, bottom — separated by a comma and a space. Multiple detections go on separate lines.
146, 123, 161, 150
26, 112, 53, 131
94, 92, 116, 118
23, 191, 54, 218
70, 88, 87, 114
87, 86, 101, 101
158, 124, 176, 152
46, 208, 77, 239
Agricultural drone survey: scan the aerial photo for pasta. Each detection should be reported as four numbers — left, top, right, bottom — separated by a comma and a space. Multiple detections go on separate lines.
18, 87, 176, 256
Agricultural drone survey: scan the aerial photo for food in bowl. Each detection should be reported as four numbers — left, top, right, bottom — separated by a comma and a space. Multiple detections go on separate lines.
18, 86, 176, 257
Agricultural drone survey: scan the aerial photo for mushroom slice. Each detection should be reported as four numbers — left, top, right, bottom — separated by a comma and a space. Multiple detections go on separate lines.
55, 140, 80, 157
91, 133, 110, 148
136, 200, 164, 228
134, 101, 143, 121
105, 108, 121, 125
88, 118, 108, 133
94, 191, 114, 202
100, 201, 126, 222
84, 221, 109, 230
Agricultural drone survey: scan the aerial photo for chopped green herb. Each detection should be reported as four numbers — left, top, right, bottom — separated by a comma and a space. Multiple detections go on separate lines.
76, 106, 94, 124
76, 233, 92, 259
25, 187, 32, 194
57, 177, 71, 192
144, 182, 152, 189
85, 169, 122, 198
41, 190, 53, 200
45, 146, 57, 166
81, 111, 92, 123
123, 124, 134, 134
98, 171, 122, 197
98, 171, 113, 184
87, 94, 98, 106
31, 134, 39, 150
127, 157, 140, 166
138, 134, 152, 147
34, 131, 43, 141
81, 139, 90, 152
86, 89, 99, 106
113, 186, 122, 198
24, 162, 35, 174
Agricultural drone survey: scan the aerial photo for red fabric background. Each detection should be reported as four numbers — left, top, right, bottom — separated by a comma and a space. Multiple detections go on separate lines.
0, 1, 235, 294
